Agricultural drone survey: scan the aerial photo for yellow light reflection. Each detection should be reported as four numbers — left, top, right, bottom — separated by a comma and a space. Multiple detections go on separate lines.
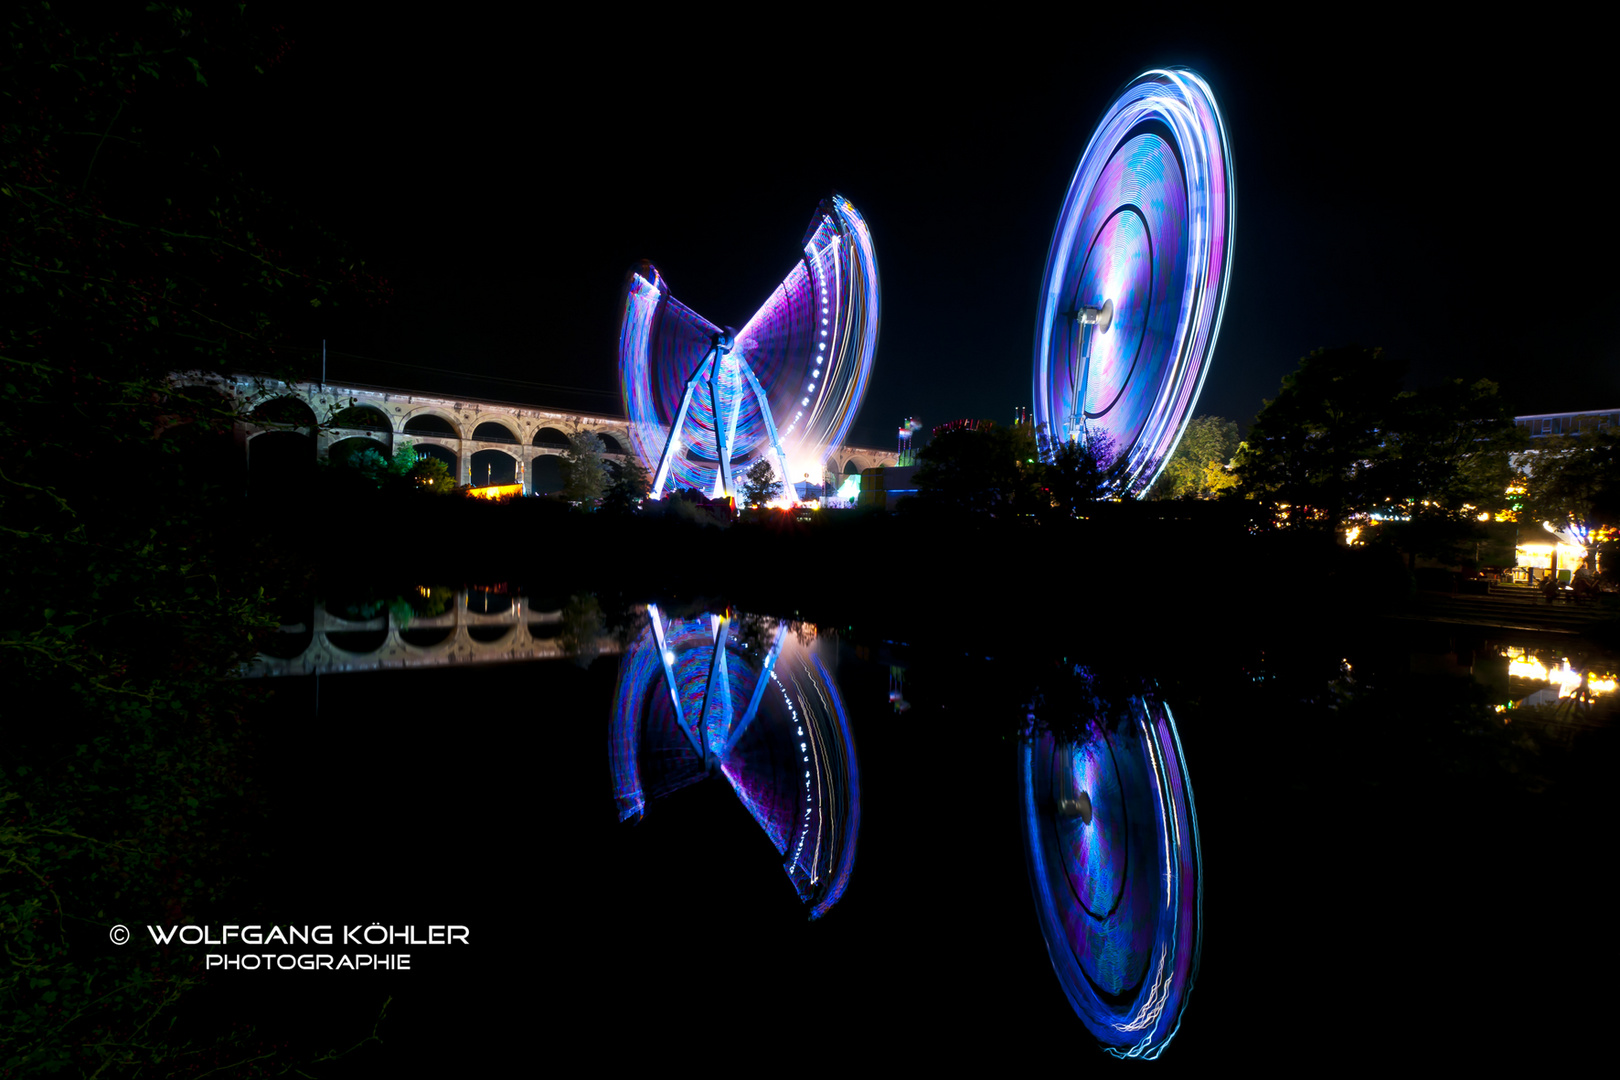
1504, 647, 1617, 698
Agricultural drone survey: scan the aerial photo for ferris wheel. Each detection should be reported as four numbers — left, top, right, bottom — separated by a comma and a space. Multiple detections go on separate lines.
617, 195, 880, 502
1021, 689, 1202, 1058
1033, 68, 1234, 497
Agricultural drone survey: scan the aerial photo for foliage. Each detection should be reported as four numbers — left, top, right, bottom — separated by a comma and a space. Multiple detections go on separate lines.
600, 456, 651, 515
740, 459, 782, 508
559, 431, 608, 506
1150, 415, 1240, 500
910, 421, 1043, 518
560, 594, 605, 668
1036, 428, 1116, 520
1232, 347, 1520, 539
1231, 346, 1405, 527
1, 5, 382, 1072
910, 422, 1118, 521
401, 454, 453, 494
1200, 456, 1239, 496
323, 443, 451, 494
1517, 425, 1619, 554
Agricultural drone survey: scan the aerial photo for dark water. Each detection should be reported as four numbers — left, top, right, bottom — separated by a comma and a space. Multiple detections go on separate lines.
219, 597, 1616, 1072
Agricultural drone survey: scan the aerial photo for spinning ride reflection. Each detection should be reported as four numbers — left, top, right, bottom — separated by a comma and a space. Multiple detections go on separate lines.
609, 608, 858, 919
1020, 692, 1202, 1058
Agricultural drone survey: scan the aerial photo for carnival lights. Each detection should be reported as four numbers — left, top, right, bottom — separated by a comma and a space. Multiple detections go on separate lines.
617, 195, 880, 501
1033, 69, 1234, 497
609, 607, 859, 919
1021, 692, 1202, 1058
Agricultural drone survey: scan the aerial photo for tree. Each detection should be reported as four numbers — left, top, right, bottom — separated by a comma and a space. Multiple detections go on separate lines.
1150, 415, 1240, 500
324, 442, 450, 494
601, 456, 651, 515
405, 454, 454, 494
1036, 428, 1116, 520
1231, 346, 1405, 529
1517, 424, 1620, 570
910, 420, 1042, 518
1231, 347, 1519, 538
559, 430, 608, 505
2, 6, 383, 1071
740, 459, 782, 507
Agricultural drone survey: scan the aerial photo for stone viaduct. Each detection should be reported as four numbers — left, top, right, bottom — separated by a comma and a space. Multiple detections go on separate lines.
172, 373, 899, 492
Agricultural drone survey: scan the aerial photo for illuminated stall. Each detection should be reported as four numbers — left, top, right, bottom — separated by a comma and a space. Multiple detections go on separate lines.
1513, 525, 1595, 584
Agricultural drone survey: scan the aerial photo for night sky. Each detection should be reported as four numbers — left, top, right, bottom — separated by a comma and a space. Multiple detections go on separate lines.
229, 14, 1618, 449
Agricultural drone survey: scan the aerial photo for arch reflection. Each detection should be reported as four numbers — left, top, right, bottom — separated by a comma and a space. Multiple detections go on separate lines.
610, 607, 858, 920
1021, 689, 1202, 1058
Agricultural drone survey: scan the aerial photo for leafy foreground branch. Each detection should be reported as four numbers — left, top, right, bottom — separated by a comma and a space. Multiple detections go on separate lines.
2, 5, 387, 1075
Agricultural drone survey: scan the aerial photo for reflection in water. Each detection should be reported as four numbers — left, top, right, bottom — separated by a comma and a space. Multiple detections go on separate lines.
610, 606, 859, 919
243, 588, 621, 676
1501, 645, 1617, 707
1021, 691, 1201, 1059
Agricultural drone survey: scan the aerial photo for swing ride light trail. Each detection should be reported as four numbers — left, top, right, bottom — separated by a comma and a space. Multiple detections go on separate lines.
1033, 68, 1234, 497
609, 608, 860, 920
618, 195, 880, 502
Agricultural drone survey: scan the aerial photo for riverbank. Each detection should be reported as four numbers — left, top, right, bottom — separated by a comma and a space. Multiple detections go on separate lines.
244, 492, 1620, 655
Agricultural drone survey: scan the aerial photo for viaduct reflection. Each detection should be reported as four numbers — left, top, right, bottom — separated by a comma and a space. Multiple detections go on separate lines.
610, 607, 859, 920
243, 589, 621, 676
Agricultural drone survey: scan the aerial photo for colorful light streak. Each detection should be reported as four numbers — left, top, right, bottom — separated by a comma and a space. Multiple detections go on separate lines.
1020, 696, 1202, 1058
609, 608, 860, 919
617, 195, 880, 499
1033, 69, 1233, 497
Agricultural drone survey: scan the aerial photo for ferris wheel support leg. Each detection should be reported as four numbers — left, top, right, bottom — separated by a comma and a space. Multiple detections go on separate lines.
647, 605, 702, 759
722, 363, 744, 498
650, 348, 716, 500
699, 612, 732, 766
711, 358, 737, 501
724, 620, 788, 758
1067, 300, 1112, 443
737, 359, 793, 501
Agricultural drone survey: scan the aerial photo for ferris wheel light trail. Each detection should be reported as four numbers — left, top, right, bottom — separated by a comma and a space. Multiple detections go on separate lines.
618, 195, 880, 501
1021, 695, 1202, 1058
1034, 68, 1234, 497
609, 609, 860, 920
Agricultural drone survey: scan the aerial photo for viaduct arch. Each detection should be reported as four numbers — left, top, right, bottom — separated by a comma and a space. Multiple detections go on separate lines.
174, 372, 899, 494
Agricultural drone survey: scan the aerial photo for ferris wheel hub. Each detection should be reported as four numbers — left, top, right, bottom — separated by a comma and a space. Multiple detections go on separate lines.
1076, 298, 1114, 333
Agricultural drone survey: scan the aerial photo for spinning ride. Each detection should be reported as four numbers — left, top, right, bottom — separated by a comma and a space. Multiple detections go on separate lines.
1033, 68, 1233, 496
609, 608, 859, 919
1020, 691, 1202, 1058
618, 195, 880, 501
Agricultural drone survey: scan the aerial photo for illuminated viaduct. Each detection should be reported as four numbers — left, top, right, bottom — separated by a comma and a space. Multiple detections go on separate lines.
170, 373, 898, 492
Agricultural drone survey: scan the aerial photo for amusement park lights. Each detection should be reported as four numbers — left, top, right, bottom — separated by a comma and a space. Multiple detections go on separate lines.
1034, 69, 1234, 498
617, 195, 880, 502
